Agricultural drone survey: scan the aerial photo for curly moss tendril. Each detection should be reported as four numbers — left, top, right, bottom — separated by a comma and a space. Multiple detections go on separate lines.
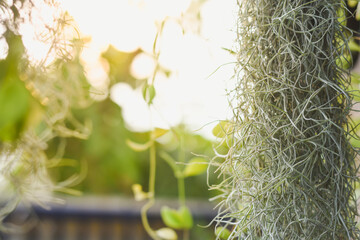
212, 0, 360, 239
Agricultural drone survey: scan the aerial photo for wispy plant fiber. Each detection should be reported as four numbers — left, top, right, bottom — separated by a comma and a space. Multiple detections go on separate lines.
212, 0, 360, 239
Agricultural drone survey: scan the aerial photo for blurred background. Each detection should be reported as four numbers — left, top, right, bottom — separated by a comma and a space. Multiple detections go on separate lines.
43, 0, 237, 201
0, 0, 237, 239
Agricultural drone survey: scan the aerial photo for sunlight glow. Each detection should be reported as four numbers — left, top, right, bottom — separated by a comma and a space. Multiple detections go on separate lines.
18, 0, 66, 64
18, 0, 238, 138
20, 23, 51, 63
61, 0, 158, 53
130, 53, 156, 80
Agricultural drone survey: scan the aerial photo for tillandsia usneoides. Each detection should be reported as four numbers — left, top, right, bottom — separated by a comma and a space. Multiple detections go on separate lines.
212, 1, 360, 239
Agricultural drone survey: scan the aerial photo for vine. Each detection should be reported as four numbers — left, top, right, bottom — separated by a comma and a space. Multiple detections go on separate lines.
128, 8, 209, 239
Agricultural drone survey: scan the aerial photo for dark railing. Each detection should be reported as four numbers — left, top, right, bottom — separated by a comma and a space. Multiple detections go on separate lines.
0, 196, 216, 240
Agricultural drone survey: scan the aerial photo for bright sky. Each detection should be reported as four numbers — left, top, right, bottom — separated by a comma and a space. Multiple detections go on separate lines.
22, 0, 238, 139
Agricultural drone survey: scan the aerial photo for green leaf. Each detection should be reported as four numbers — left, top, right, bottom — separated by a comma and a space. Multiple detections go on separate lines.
126, 139, 151, 152
215, 227, 231, 239
142, 84, 147, 99
178, 206, 193, 229
336, 53, 352, 69
349, 39, 360, 52
161, 206, 184, 229
351, 73, 360, 85
350, 135, 360, 148
221, 47, 236, 55
155, 228, 178, 240
348, 0, 358, 8
350, 74, 360, 101
101, 45, 141, 87
355, 181, 360, 200
337, 7, 347, 26
151, 128, 169, 139
357, 3, 360, 21
142, 84, 156, 105
160, 206, 193, 230
183, 157, 208, 177
212, 121, 233, 138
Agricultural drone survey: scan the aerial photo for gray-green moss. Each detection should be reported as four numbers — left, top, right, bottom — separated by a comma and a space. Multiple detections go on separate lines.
212, 1, 360, 239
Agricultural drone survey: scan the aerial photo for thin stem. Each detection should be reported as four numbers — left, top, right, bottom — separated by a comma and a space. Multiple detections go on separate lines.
178, 127, 186, 164
149, 141, 156, 194
140, 141, 160, 240
180, 177, 189, 240
178, 174, 186, 206
141, 199, 159, 240
177, 129, 189, 240
177, 129, 186, 206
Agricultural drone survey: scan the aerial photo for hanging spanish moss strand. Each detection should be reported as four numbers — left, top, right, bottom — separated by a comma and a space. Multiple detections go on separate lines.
212, 0, 360, 239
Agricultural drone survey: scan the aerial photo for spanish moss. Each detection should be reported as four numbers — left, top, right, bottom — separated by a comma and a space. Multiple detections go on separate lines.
212, 0, 360, 239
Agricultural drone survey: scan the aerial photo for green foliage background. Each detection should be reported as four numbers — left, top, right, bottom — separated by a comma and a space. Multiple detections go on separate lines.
48, 97, 215, 198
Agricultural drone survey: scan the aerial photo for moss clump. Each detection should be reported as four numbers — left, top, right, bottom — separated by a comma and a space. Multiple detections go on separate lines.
212, 1, 360, 239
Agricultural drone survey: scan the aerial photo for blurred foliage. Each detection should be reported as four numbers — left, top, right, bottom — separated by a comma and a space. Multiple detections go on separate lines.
0, 1, 214, 239
48, 98, 215, 198
348, 0, 360, 20
1, 7, 216, 240
101, 45, 142, 87
46, 39, 216, 198
0, 31, 32, 141
0, 0, 94, 231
